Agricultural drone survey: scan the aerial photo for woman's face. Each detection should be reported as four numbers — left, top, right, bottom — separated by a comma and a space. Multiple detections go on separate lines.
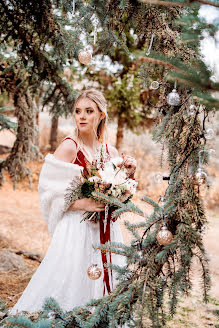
74, 97, 105, 136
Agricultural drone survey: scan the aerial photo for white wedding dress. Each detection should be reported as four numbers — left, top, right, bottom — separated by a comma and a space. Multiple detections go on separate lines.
8, 148, 127, 318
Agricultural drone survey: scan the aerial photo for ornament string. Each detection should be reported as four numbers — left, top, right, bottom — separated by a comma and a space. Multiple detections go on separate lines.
198, 150, 206, 168
73, 0, 75, 15
146, 33, 155, 56
93, 16, 98, 45
104, 203, 109, 233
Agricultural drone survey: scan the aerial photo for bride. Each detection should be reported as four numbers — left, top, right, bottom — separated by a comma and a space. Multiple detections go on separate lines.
8, 88, 137, 317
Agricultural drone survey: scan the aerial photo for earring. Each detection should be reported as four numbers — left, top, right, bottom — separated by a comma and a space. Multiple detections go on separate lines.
75, 127, 79, 138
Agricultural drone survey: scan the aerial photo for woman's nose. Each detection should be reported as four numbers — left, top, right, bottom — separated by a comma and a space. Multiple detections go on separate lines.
80, 111, 86, 119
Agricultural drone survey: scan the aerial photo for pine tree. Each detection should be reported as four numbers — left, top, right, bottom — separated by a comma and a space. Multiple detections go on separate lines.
0, 0, 79, 187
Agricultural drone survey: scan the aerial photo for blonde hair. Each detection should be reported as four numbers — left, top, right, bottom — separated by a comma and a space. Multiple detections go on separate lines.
70, 88, 109, 163
73, 88, 108, 142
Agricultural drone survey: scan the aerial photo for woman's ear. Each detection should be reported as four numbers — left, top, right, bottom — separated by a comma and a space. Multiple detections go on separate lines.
100, 112, 105, 120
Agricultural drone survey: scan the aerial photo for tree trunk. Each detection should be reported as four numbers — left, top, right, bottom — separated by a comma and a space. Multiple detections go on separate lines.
0, 90, 35, 188
116, 115, 125, 152
49, 116, 59, 152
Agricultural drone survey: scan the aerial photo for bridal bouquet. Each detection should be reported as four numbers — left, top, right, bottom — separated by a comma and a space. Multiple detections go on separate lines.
64, 151, 138, 223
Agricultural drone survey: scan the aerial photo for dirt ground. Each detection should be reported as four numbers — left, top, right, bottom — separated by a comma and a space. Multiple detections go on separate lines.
0, 158, 219, 327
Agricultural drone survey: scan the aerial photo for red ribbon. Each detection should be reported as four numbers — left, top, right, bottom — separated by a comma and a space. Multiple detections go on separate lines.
99, 207, 117, 296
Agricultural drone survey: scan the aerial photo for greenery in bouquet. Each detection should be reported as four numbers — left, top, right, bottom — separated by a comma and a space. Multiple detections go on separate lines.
64, 154, 138, 223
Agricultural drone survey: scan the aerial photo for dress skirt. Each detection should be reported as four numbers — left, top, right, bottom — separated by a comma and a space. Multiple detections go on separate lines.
8, 209, 126, 315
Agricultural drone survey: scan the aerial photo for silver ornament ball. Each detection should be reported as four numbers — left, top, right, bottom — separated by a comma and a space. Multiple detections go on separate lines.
204, 128, 214, 140
167, 89, 181, 106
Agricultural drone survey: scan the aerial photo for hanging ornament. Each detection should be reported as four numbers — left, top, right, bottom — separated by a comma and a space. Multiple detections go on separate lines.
156, 222, 173, 246
211, 75, 216, 83
167, 89, 180, 106
137, 250, 144, 260
159, 195, 165, 205
137, 242, 144, 260
154, 173, 163, 184
204, 128, 214, 140
201, 224, 207, 234
150, 81, 160, 90
87, 264, 102, 280
78, 50, 92, 65
195, 150, 208, 185
47, 311, 56, 320
188, 104, 196, 116
146, 33, 155, 56
208, 148, 216, 157
195, 167, 207, 185
159, 196, 165, 210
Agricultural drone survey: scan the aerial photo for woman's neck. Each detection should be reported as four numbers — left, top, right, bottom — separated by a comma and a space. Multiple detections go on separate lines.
78, 132, 102, 150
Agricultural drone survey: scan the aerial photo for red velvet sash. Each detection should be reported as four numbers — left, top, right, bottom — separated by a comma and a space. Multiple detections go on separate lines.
99, 206, 117, 295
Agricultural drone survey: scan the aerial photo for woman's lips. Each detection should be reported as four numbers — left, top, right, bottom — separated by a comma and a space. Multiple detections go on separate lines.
80, 123, 87, 125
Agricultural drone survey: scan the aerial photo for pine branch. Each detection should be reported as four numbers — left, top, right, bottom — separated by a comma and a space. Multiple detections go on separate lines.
141, 195, 160, 209
91, 191, 145, 218
140, 0, 219, 8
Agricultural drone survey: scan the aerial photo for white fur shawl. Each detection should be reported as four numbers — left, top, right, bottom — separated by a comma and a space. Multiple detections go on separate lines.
38, 153, 83, 237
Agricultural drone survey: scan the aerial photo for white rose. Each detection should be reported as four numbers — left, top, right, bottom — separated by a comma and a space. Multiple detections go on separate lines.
88, 176, 101, 183
111, 157, 123, 166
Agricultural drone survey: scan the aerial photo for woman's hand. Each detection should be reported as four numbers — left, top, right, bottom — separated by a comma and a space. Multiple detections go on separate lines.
69, 198, 105, 212
122, 154, 137, 177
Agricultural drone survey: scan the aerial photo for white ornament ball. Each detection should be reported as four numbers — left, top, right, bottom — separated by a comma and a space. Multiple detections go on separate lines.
204, 128, 214, 140
150, 81, 160, 90
154, 173, 163, 184
87, 264, 102, 280
208, 149, 216, 156
78, 50, 92, 65
167, 89, 181, 106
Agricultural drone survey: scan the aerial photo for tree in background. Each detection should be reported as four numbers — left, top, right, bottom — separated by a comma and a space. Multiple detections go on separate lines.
0, 0, 79, 187
78, 3, 196, 150
105, 70, 150, 150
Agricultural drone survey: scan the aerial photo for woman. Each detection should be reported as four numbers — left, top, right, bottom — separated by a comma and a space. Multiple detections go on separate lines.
8, 88, 137, 316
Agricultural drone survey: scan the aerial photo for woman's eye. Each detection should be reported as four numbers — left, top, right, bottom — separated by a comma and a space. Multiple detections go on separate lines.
87, 109, 93, 114
75, 109, 80, 114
